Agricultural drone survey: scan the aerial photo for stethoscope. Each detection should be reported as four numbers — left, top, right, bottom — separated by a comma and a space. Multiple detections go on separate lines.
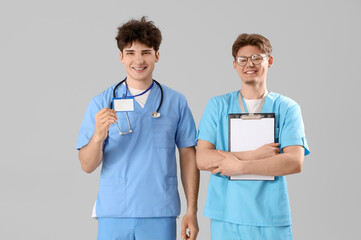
110, 78, 164, 135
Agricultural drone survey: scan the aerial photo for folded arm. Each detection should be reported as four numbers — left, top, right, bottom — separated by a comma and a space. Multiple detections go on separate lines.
196, 139, 304, 176
196, 139, 280, 171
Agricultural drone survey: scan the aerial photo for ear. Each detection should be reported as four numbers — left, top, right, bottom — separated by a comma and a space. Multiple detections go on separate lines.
233, 60, 237, 70
267, 55, 274, 68
155, 51, 160, 63
120, 51, 124, 63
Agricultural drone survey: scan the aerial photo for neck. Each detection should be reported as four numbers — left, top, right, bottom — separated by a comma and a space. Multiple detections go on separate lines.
126, 77, 153, 90
240, 82, 267, 99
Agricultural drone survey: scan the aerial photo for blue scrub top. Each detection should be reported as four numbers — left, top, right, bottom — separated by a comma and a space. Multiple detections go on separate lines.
77, 82, 196, 218
197, 90, 310, 226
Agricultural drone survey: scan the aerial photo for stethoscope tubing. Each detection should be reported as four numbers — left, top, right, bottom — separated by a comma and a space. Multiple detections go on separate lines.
110, 78, 164, 135
110, 78, 163, 113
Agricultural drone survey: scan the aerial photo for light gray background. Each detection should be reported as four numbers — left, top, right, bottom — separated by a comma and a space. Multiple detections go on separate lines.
1, 0, 360, 239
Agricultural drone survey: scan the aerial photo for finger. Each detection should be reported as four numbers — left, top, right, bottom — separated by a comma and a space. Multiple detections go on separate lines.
100, 119, 117, 128
267, 142, 280, 147
97, 108, 109, 115
103, 119, 117, 129
98, 107, 115, 115
189, 230, 198, 240
211, 167, 221, 175
180, 219, 187, 240
96, 108, 113, 118
99, 110, 117, 121
188, 232, 194, 240
206, 161, 221, 169
190, 227, 199, 240
100, 115, 118, 124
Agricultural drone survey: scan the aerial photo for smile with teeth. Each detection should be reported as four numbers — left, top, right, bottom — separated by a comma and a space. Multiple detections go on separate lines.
245, 70, 257, 74
132, 66, 147, 71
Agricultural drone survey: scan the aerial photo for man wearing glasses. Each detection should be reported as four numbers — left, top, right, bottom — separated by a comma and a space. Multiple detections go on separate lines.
196, 33, 310, 239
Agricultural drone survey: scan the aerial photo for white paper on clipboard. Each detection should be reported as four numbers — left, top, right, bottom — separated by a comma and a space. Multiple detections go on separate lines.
229, 114, 275, 180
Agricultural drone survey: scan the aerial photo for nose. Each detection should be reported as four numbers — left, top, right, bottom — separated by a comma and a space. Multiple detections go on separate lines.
135, 53, 145, 64
246, 57, 255, 67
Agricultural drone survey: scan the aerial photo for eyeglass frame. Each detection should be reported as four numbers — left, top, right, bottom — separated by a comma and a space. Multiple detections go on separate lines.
235, 53, 269, 66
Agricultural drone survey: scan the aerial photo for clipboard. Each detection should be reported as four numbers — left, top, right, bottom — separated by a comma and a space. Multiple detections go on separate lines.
228, 113, 275, 181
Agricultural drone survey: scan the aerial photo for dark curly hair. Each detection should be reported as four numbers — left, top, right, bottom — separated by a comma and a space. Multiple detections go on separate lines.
232, 33, 272, 59
115, 16, 162, 52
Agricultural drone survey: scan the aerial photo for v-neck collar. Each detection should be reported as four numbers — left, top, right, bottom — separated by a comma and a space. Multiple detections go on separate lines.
114, 82, 160, 115
235, 90, 272, 113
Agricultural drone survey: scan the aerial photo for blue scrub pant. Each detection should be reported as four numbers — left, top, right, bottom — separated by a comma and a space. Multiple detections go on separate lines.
97, 217, 176, 240
211, 219, 292, 240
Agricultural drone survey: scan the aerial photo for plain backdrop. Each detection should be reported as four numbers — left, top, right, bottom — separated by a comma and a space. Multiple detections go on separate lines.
1, 0, 360, 239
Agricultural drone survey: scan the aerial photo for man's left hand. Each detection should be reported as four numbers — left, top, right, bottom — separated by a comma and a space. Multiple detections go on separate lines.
209, 150, 243, 176
181, 212, 199, 240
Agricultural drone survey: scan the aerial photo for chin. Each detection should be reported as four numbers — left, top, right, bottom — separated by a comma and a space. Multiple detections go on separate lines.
243, 79, 257, 85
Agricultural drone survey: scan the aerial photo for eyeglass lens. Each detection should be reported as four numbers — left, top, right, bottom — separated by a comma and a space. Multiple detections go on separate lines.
237, 54, 265, 65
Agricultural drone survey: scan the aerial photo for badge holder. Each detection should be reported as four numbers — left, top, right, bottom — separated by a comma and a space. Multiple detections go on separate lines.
112, 96, 134, 135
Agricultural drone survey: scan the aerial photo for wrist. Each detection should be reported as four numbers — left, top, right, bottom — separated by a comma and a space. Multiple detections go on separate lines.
239, 160, 249, 174
91, 134, 105, 145
186, 207, 198, 215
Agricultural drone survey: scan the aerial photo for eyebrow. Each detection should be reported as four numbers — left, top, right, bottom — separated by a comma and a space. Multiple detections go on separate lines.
124, 49, 153, 53
237, 54, 266, 58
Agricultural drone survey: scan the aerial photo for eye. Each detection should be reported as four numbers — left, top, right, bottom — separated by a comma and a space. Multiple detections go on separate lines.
237, 57, 247, 63
252, 55, 262, 61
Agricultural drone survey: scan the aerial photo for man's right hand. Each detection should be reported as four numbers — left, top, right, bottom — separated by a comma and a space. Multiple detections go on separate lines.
253, 143, 281, 159
93, 108, 118, 142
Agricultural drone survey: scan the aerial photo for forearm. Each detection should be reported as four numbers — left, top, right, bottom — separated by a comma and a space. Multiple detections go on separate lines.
180, 147, 199, 214
197, 148, 254, 171
196, 148, 222, 171
78, 136, 103, 173
232, 150, 257, 161
239, 149, 304, 176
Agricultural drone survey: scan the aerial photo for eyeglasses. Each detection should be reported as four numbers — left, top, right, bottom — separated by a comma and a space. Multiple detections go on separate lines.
235, 54, 269, 66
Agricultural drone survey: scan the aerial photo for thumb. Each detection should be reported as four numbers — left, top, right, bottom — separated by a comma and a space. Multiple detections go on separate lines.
181, 219, 187, 239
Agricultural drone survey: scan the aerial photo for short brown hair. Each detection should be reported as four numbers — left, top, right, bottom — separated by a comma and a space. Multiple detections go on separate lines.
232, 33, 272, 59
115, 16, 162, 52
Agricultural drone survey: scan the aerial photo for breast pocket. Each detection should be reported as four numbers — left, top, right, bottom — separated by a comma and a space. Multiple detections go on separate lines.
153, 117, 177, 148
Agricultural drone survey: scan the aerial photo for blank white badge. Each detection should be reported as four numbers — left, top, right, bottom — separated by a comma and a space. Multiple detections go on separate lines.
113, 98, 134, 112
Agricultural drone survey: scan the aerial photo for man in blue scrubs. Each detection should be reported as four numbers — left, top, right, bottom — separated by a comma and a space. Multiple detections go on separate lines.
77, 17, 199, 240
196, 33, 310, 239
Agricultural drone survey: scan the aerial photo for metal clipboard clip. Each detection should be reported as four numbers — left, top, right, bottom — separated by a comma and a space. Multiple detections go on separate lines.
240, 113, 263, 120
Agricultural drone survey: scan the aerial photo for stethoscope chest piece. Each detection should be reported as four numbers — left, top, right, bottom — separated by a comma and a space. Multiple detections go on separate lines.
151, 112, 161, 118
